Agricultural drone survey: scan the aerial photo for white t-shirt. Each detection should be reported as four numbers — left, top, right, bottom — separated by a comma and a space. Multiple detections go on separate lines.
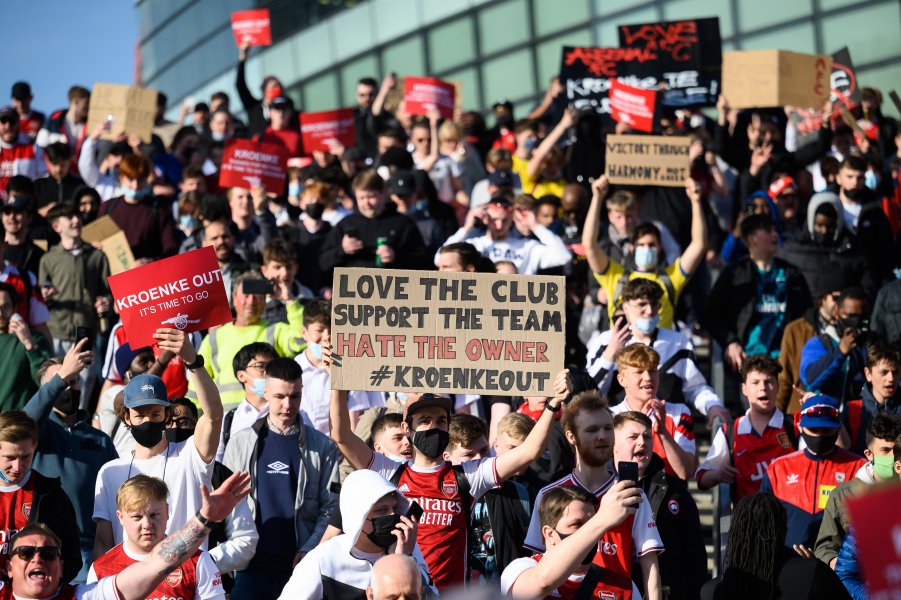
295, 352, 384, 435
93, 438, 215, 549
95, 385, 136, 459
73, 576, 119, 599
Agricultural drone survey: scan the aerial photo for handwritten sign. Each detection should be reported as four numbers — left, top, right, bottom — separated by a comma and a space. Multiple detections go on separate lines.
560, 46, 656, 118
605, 134, 691, 187
403, 77, 456, 120
230, 9, 271, 47
609, 80, 657, 132
108, 247, 232, 348
330, 269, 565, 396
81, 216, 135, 276
86, 83, 157, 143
300, 108, 356, 153
722, 50, 832, 109
219, 139, 288, 194
788, 47, 861, 146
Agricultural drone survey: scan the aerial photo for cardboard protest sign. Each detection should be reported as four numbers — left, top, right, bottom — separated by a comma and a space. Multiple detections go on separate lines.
846, 485, 901, 597
81, 216, 135, 276
330, 268, 565, 396
230, 9, 271, 47
108, 246, 231, 348
403, 77, 456, 120
605, 134, 691, 187
86, 83, 157, 143
219, 139, 289, 194
609, 80, 657, 133
722, 50, 831, 109
618, 17, 721, 107
300, 108, 356, 153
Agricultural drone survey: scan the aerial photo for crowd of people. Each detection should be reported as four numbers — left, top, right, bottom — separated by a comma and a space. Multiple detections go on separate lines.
1, 34, 901, 600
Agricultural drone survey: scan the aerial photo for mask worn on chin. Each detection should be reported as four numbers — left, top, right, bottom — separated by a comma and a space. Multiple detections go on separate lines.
55, 388, 80, 416
251, 378, 266, 399
523, 138, 538, 152
634, 246, 658, 270
633, 316, 660, 335
307, 342, 323, 361
843, 187, 862, 201
802, 431, 838, 455
873, 454, 897, 480
555, 530, 598, 565
165, 428, 193, 444
412, 428, 450, 460
0, 467, 30, 485
366, 514, 402, 549
386, 453, 409, 463
130, 420, 167, 449
304, 202, 324, 220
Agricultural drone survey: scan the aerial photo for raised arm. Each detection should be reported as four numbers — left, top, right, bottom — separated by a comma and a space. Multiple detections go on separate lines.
495, 370, 570, 482
582, 175, 610, 275
527, 108, 573, 179
678, 177, 708, 276
154, 328, 222, 463
323, 337, 375, 469
371, 73, 396, 118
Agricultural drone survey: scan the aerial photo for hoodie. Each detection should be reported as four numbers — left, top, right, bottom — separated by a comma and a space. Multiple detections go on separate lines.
278, 469, 433, 600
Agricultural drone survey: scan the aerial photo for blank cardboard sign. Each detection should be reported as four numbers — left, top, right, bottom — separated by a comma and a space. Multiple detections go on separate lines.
723, 50, 832, 109
86, 83, 158, 143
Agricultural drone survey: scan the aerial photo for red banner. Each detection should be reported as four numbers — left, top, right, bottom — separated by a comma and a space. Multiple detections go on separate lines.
846, 485, 901, 597
108, 247, 232, 348
300, 108, 357, 153
404, 76, 455, 120
230, 9, 271, 47
609, 79, 657, 132
219, 139, 288, 194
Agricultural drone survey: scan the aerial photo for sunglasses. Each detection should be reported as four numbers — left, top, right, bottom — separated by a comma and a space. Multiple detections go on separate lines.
12, 546, 60, 561
801, 405, 840, 419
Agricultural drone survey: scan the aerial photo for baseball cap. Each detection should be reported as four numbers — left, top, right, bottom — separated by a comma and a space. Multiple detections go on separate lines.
270, 96, 292, 109
388, 171, 416, 197
115, 343, 152, 379
799, 395, 841, 429
768, 176, 797, 199
0, 107, 18, 122
3, 195, 30, 213
403, 393, 453, 421
11, 82, 31, 102
488, 170, 514, 187
493, 99, 513, 112
125, 373, 170, 409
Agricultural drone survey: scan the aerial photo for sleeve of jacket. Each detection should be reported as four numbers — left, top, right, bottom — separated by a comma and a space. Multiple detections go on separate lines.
871, 284, 892, 340
701, 264, 739, 348
235, 59, 258, 116
777, 322, 800, 411
799, 336, 846, 393
393, 219, 429, 270
77, 136, 100, 187
299, 441, 341, 553
209, 494, 259, 574
318, 222, 347, 272
253, 210, 278, 256
835, 531, 867, 600
814, 484, 848, 567
677, 349, 724, 414
23, 374, 68, 434
793, 125, 834, 168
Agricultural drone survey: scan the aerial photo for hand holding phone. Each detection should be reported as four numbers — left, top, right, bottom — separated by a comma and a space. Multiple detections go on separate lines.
618, 461, 639, 483
406, 501, 423, 522
74, 326, 95, 353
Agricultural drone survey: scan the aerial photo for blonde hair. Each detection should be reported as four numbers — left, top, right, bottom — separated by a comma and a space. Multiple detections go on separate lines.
615, 344, 660, 372
0, 410, 38, 445
498, 412, 535, 440
438, 120, 462, 142
606, 190, 638, 212
116, 475, 169, 513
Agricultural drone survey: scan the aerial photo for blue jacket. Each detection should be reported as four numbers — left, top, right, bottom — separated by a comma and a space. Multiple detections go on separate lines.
835, 529, 866, 599
799, 334, 866, 403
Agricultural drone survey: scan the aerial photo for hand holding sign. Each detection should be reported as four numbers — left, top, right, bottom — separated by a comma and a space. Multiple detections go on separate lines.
152, 328, 197, 365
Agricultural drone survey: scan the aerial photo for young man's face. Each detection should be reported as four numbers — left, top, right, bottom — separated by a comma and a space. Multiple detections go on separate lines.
436, 251, 467, 273
486, 204, 513, 239
404, 405, 450, 435
236, 353, 272, 396
745, 225, 779, 255
566, 409, 614, 468
127, 352, 156, 378
228, 188, 252, 220
742, 369, 778, 415
203, 222, 235, 263
261, 260, 297, 286
117, 498, 169, 553
838, 166, 865, 197
542, 500, 594, 546
355, 188, 386, 219
2, 208, 29, 236
0, 290, 15, 333
302, 321, 329, 345
622, 296, 659, 326
232, 288, 265, 323
125, 405, 167, 427
493, 431, 525, 457
180, 176, 205, 195
608, 208, 638, 236
0, 439, 35, 485
866, 359, 900, 401
374, 426, 412, 460
7, 533, 63, 599
265, 378, 302, 430
613, 419, 653, 474
359, 492, 401, 550
864, 436, 895, 466
812, 213, 836, 241
444, 435, 489, 465
50, 214, 81, 240
617, 364, 659, 405
46, 158, 71, 180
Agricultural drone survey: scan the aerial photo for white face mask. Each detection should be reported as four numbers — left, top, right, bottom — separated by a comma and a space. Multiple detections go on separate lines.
633, 316, 660, 335
634, 246, 658, 269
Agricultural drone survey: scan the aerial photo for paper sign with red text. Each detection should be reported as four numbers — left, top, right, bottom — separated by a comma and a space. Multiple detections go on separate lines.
846, 485, 901, 598
219, 139, 288, 194
231, 9, 271, 47
609, 79, 657, 132
300, 108, 356, 153
108, 247, 231, 348
404, 77, 456, 120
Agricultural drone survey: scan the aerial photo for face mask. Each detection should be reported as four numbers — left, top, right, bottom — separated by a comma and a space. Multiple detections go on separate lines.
396, 392, 409, 403
122, 187, 137, 199
634, 246, 658, 269
304, 202, 324, 220
211, 132, 225, 142
130, 420, 167, 449
165, 428, 193, 444
812, 231, 831, 246
55, 388, 80, 416
0, 467, 30, 485
843, 187, 862, 201
633, 316, 660, 335
412, 428, 450, 460
179, 215, 200, 232
366, 514, 402, 549
307, 342, 323, 360
288, 182, 302, 197
865, 171, 879, 191
251, 378, 266, 399
802, 431, 838, 455
555, 530, 598, 565
265, 85, 283, 101
522, 138, 538, 152
839, 315, 862, 331
873, 454, 897, 480
496, 115, 514, 129
385, 453, 408, 463
135, 187, 151, 200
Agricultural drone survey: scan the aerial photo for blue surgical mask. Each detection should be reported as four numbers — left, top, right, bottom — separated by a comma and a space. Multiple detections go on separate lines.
288, 181, 302, 197
633, 316, 660, 335
307, 342, 323, 361
122, 187, 137, 199
179, 215, 200, 231
523, 138, 538, 152
865, 171, 879, 191
250, 378, 266, 398
634, 246, 658, 269
0, 467, 30, 484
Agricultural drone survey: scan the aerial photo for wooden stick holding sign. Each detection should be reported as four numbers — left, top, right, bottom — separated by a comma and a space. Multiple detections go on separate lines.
605, 134, 691, 187
329, 268, 565, 396
889, 91, 901, 117
838, 105, 869, 139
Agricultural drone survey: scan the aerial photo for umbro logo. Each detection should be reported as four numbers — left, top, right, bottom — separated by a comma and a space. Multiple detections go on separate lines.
266, 461, 289, 474
398, 483, 410, 492
786, 474, 799, 484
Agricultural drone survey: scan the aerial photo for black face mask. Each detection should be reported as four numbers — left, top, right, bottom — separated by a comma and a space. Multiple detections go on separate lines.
839, 315, 863, 331
812, 231, 832, 246
131, 420, 167, 448
304, 202, 325, 220
55, 388, 80, 416
555, 530, 598, 565
496, 115, 514, 130
366, 514, 402, 549
165, 428, 193, 444
412, 429, 450, 460
802, 432, 838, 455
843, 187, 862, 201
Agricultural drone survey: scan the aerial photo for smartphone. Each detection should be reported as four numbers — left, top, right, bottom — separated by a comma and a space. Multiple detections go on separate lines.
344, 226, 360, 239
614, 314, 627, 330
618, 461, 639, 483
407, 501, 424, 522
329, 482, 342, 494
74, 326, 94, 352
41, 280, 53, 289
242, 279, 274, 296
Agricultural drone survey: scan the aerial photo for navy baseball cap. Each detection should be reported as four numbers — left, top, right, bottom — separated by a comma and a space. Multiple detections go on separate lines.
124, 373, 170, 409
799, 395, 841, 429
388, 171, 416, 197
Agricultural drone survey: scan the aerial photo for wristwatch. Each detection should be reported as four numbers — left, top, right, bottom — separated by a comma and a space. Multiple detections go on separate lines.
545, 400, 562, 412
194, 510, 221, 527
185, 355, 205, 371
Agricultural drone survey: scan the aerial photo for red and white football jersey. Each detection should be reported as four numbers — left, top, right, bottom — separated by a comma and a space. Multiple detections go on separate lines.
0, 471, 35, 578
610, 400, 695, 478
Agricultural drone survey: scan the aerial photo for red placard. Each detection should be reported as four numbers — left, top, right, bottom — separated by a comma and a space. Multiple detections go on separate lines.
300, 108, 357, 153
403, 76, 455, 120
108, 247, 232, 348
230, 9, 271, 47
846, 484, 901, 597
609, 79, 657, 133
219, 139, 288, 194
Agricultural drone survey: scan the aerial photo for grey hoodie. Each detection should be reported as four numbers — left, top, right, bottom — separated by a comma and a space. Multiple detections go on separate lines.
806, 192, 845, 242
